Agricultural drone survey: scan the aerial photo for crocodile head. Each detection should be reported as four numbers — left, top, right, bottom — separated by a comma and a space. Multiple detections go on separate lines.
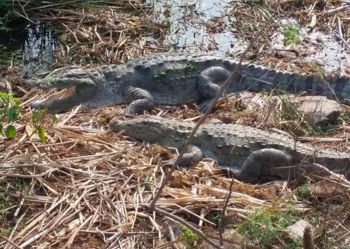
110, 117, 169, 143
25, 68, 99, 89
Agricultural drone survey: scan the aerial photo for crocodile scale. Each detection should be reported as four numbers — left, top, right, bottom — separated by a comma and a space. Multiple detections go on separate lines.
26, 53, 350, 115
110, 116, 350, 182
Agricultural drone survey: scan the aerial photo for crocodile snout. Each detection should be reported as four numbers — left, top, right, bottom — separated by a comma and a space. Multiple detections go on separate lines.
23, 79, 36, 86
109, 118, 124, 132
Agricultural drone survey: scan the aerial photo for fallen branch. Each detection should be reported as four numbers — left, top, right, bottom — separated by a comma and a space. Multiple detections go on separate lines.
153, 207, 222, 249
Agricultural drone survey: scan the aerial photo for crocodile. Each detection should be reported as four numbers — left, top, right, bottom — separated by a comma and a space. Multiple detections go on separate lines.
25, 53, 350, 115
109, 116, 350, 182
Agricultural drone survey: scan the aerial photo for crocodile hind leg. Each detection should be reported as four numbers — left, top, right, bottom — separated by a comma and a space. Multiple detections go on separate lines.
162, 145, 203, 168
123, 86, 155, 115
31, 83, 97, 114
197, 66, 230, 112
233, 148, 292, 183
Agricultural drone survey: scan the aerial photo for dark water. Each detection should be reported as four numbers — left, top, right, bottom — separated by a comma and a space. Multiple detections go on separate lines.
0, 21, 57, 77
22, 24, 57, 78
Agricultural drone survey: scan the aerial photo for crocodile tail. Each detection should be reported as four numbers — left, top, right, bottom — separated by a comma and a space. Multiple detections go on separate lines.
218, 60, 347, 98
325, 75, 350, 100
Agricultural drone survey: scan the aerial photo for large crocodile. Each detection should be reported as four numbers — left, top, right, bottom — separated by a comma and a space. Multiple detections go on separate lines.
26, 53, 350, 115
109, 116, 350, 182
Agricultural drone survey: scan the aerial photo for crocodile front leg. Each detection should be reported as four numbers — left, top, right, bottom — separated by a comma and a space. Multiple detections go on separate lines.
163, 145, 203, 168
232, 148, 292, 183
197, 66, 230, 112
123, 86, 155, 115
31, 80, 97, 114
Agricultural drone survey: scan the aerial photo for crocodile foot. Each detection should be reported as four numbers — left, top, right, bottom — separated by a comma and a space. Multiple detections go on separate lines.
124, 98, 155, 115
198, 99, 216, 113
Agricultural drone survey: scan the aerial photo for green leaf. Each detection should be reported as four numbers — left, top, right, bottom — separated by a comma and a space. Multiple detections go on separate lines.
5, 125, 16, 138
0, 123, 3, 134
32, 110, 40, 124
0, 92, 10, 99
11, 97, 20, 103
51, 114, 58, 123
36, 126, 46, 143
7, 105, 20, 122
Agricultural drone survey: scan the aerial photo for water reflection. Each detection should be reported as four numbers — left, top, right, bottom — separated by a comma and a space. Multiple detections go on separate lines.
22, 23, 57, 78
146, 0, 236, 53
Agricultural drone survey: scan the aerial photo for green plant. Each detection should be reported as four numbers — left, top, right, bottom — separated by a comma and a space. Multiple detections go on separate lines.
275, 95, 317, 134
274, 93, 341, 136
282, 22, 301, 46
143, 175, 154, 190
0, 178, 30, 236
31, 109, 47, 142
179, 225, 200, 248
210, 212, 222, 227
0, 91, 47, 141
184, 61, 197, 75
237, 207, 302, 247
0, 184, 12, 236
0, 187, 10, 212
0, 92, 20, 138
296, 182, 312, 200
309, 63, 325, 76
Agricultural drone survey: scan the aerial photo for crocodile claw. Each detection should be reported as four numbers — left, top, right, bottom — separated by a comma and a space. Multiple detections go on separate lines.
161, 158, 179, 168
198, 99, 214, 113
123, 108, 137, 116
31, 100, 48, 110
220, 166, 241, 178
31, 99, 71, 114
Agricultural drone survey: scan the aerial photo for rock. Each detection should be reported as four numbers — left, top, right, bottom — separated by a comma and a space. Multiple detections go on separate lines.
289, 96, 342, 125
286, 221, 316, 249
285, 220, 312, 239
234, 93, 342, 127
198, 229, 244, 249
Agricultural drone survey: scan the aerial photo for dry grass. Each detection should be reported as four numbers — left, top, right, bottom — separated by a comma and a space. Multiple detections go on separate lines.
0, 89, 349, 248
1, 1, 350, 248
17, 0, 167, 66
0, 103, 274, 248
227, 0, 350, 74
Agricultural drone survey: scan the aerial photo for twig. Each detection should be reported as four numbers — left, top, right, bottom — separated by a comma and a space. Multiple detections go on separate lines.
0, 235, 21, 249
4, 212, 26, 249
154, 207, 221, 249
336, 15, 350, 50
0, 170, 56, 178
298, 137, 345, 143
218, 178, 234, 246
325, 5, 347, 15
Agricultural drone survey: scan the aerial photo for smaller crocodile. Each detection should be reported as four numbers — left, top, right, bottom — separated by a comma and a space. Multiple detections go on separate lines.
109, 116, 350, 182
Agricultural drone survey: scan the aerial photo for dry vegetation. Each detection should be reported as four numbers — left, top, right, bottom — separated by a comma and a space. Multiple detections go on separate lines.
227, 0, 350, 74
17, 0, 167, 65
1, 0, 350, 248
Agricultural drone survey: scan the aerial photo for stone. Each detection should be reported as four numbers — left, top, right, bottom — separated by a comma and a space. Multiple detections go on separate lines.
289, 95, 342, 125
285, 220, 313, 239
